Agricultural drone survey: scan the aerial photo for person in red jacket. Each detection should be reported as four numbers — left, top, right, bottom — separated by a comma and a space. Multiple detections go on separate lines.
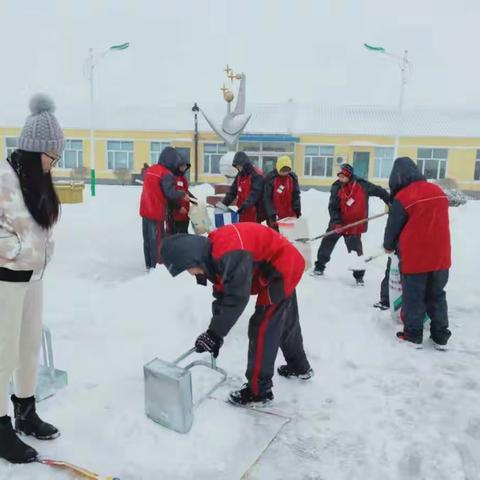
139, 147, 190, 270
171, 162, 196, 234
160, 223, 313, 406
264, 155, 301, 231
384, 157, 451, 348
218, 151, 264, 223
313, 163, 390, 285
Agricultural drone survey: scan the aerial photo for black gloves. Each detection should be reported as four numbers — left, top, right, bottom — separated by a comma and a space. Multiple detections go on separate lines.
237, 205, 246, 215
294, 210, 302, 218
194, 329, 224, 358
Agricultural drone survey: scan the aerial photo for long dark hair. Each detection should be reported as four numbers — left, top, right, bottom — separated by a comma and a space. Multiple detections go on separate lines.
7, 150, 60, 229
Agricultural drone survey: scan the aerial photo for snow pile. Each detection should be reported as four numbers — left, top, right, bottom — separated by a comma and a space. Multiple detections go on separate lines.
0, 185, 479, 480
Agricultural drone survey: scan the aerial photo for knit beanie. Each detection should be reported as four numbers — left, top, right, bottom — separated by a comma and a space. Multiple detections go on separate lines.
276, 155, 292, 171
338, 163, 354, 178
18, 93, 65, 154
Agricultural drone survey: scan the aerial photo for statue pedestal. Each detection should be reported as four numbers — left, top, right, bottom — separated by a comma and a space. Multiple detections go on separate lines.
207, 184, 237, 207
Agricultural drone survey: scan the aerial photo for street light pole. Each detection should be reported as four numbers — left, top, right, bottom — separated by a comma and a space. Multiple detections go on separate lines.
85, 42, 130, 197
364, 44, 411, 159
192, 103, 200, 184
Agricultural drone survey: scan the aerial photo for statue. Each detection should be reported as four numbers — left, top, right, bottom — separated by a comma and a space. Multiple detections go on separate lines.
200, 65, 252, 149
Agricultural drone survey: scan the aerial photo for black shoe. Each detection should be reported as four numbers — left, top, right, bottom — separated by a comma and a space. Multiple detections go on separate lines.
396, 332, 423, 349
373, 301, 390, 311
229, 384, 273, 407
11, 395, 60, 440
277, 365, 314, 380
310, 268, 324, 277
0, 416, 38, 464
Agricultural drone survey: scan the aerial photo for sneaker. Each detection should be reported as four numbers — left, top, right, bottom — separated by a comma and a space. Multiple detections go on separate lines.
373, 301, 390, 311
310, 268, 324, 277
277, 365, 314, 380
228, 384, 273, 407
396, 332, 423, 349
430, 338, 448, 351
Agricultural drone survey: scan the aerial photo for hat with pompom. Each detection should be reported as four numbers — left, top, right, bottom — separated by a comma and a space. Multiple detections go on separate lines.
18, 93, 65, 154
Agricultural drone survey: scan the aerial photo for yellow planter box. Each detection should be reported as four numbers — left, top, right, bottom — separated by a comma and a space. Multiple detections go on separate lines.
54, 182, 85, 204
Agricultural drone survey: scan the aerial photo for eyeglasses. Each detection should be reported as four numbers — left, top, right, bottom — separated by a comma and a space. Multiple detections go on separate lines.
44, 153, 61, 167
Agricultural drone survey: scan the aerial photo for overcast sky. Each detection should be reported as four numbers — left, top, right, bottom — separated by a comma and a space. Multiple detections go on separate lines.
1, 0, 480, 126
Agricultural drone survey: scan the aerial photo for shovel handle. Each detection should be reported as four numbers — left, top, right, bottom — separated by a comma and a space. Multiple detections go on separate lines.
173, 347, 197, 365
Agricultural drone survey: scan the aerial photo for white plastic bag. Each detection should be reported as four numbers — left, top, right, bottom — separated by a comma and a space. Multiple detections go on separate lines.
188, 202, 212, 235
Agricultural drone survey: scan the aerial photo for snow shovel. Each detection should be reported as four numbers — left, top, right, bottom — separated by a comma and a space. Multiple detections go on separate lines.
144, 347, 227, 434
295, 212, 388, 243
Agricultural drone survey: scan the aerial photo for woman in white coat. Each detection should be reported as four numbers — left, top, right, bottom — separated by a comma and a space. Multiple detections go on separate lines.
0, 94, 64, 463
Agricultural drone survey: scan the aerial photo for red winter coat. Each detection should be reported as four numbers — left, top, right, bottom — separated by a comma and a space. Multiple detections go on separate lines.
209, 223, 305, 309
223, 164, 265, 223
264, 171, 301, 220
173, 175, 190, 222
328, 177, 390, 235
384, 157, 451, 274
139, 164, 171, 221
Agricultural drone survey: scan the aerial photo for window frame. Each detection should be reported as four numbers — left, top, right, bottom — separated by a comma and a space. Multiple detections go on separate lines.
416, 147, 448, 180
373, 146, 395, 179
303, 145, 334, 178
475, 150, 480, 181
5, 137, 18, 158
58, 139, 84, 170
203, 142, 227, 175
149, 141, 171, 165
106, 140, 134, 171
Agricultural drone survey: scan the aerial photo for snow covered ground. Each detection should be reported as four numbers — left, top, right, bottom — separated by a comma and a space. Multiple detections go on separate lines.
1, 184, 479, 480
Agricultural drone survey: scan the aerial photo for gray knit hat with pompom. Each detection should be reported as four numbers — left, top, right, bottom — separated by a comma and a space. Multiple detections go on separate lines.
18, 93, 65, 154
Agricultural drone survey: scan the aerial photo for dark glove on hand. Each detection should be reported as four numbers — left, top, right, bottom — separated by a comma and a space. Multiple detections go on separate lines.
332, 223, 344, 235
194, 329, 224, 358
236, 205, 245, 215
294, 210, 301, 218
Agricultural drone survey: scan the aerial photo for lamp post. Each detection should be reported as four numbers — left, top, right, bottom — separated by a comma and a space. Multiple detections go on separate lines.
364, 43, 411, 159
192, 103, 200, 184
85, 42, 130, 197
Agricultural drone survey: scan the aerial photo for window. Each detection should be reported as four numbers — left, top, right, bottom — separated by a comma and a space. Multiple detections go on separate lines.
203, 143, 227, 174
107, 141, 134, 170
374, 147, 394, 178
417, 148, 448, 180
59, 140, 83, 169
150, 141, 170, 165
475, 150, 480, 181
304, 145, 334, 177
5, 137, 18, 157
238, 142, 296, 173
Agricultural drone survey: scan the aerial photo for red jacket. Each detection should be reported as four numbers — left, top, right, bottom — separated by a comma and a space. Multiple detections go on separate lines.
223, 164, 265, 223
328, 178, 390, 235
209, 223, 305, 309
264, 171, 301, 220
139, 164, 171, 221
384, 157, 451, 274
173, 175, 190, 222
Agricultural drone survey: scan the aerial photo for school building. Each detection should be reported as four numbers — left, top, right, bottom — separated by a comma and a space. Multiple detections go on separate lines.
1, 104, 480, 193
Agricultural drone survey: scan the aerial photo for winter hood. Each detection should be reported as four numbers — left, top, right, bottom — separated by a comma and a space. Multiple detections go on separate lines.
160, 234, 213, 278
389, 157, 425, 197
158, 146, 184, 173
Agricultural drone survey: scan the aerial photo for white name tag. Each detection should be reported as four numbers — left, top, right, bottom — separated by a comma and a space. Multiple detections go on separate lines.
238, 186, 242, 192
346, 198, 355, 207
276, 185, 285, 194
177, 181, 184, 187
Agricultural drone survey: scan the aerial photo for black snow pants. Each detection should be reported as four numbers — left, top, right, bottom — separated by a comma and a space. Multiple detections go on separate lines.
172, 220, 190, 234
246, 290, 310, 395
142, 218, 166, 269
315, 228, 365, 280
401, 269, 451, 345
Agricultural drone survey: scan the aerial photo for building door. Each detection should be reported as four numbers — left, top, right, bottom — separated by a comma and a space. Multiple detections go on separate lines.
262, 156, 277, 174
176, 147, 191, 182
353, 152, 370, 179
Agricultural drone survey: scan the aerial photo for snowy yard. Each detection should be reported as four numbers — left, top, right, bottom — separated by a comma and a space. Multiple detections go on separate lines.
1, 184, 479, 480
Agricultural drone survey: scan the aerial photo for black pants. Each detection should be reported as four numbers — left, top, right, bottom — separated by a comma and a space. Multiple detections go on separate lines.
315, 229, 365, 280
401, 270, 451, 344
379, 257, 392, 306
172, 221, 189, 234
142, 218, 166, 269
246, 291, 310, 394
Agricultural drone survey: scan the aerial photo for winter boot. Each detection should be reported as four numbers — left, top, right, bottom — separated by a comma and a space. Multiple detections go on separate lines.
310, 267, 324, 277
373, 301, 389, 311
0, 415, 38, 464
11, 395, 60, 440
277, 365, 314, 380
229, 384, 273, 407
430, 337, 448, 351
396, 332, 423, 349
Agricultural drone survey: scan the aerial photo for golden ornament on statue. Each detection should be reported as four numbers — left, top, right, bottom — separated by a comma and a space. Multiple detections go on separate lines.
223, 90, 234, 103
